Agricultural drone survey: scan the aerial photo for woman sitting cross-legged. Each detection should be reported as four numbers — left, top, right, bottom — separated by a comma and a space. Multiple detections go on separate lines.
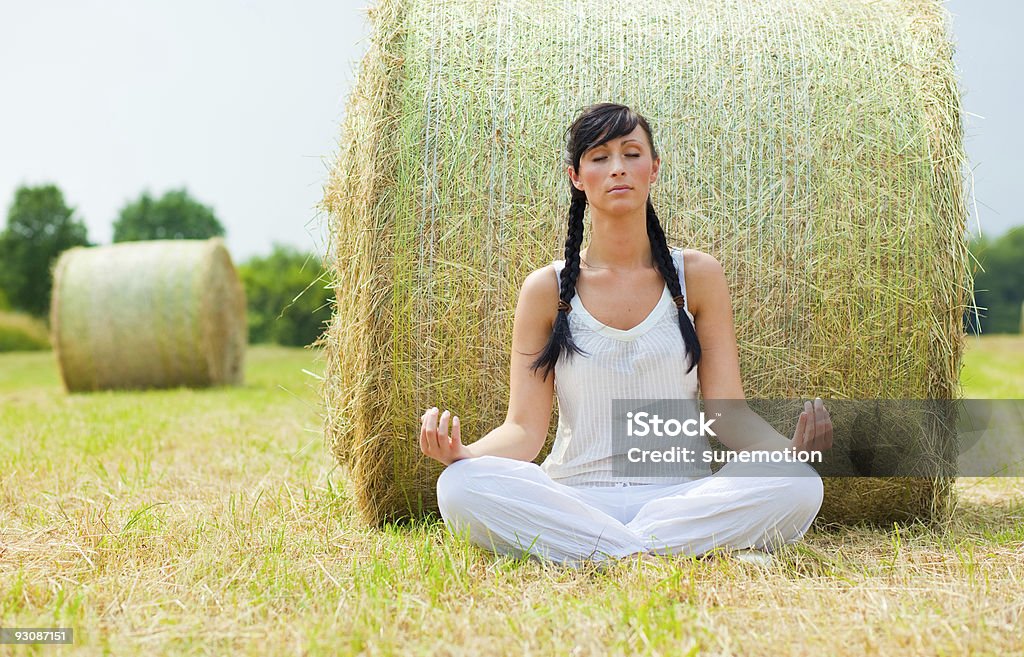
419, 102, 831, 569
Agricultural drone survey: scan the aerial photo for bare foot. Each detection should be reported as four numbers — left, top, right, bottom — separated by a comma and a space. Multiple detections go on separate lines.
731, 548, 775, 568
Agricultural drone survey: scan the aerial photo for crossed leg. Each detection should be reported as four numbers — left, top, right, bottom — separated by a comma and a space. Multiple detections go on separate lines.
627, 458, 824, 556
436, 456, 648, 566
436, 455, 823, 567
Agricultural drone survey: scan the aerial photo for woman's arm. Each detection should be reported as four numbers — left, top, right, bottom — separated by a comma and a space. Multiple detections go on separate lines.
464, 266, 558, 461
421, 266, 558, 465
686, 250, 828, 452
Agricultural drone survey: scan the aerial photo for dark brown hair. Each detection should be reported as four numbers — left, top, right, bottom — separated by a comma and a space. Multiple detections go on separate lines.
529, 102, 702, 379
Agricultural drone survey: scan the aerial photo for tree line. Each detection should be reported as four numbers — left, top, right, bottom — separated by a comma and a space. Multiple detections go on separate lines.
966, 227, 1024, 334
2, 182, 1020, 345
0, 183, 332, 347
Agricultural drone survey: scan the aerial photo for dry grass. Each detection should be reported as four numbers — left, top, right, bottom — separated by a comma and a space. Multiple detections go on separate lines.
320, 0, 972, 526
2, 343, 1024, 650
0, 341, 1022, 655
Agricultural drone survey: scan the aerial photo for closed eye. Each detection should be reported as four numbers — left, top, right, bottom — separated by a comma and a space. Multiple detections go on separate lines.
593, 154, 640, 161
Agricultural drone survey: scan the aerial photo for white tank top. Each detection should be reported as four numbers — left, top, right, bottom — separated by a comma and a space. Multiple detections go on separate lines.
539, 247, 711, 487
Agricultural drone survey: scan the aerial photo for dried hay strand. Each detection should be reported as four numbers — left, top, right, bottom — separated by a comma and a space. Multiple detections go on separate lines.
50, 238, 247, 392
321, 0, 971, 527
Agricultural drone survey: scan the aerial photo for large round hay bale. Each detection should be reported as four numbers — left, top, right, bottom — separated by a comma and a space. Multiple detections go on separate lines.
322, 0, 971, 527
50, 238, 247, 392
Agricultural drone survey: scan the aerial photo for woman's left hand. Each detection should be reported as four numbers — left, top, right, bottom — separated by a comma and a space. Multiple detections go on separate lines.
790, 397, 833, 454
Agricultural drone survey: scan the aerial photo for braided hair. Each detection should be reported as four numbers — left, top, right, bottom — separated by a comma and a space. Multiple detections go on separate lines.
529, 102, 702, 379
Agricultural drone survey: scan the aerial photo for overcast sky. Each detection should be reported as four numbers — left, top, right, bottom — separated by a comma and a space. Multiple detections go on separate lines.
0, 1, 1018, 261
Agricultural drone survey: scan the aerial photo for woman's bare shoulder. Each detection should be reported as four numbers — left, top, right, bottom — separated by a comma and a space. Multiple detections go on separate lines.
679, 248, 722, 274
677, 248, 727, 315
516, 264, 560, 327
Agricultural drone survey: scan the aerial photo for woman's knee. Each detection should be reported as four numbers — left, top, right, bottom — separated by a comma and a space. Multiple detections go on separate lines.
776, 462, 824, 520
748, 464, 823, 549
435, 455, 513, 513
731, 459, 823, 520
436, 457, 474, 508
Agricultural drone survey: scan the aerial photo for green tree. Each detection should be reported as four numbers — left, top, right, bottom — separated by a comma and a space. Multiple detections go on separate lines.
0, 184, 90, 316
238, 245, 333, 346
969, 226, 1024, 334
113, 188, 225, 242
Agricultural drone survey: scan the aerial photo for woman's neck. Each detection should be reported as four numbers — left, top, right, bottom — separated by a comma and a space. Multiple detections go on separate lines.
581, 207, 653, 271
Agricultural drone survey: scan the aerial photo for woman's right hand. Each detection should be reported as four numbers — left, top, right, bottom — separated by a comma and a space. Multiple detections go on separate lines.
790, 397, 833, 455
419, 407, 473, 466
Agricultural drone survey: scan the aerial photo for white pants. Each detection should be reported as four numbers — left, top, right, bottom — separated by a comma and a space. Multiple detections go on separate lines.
436, 455, 824, 567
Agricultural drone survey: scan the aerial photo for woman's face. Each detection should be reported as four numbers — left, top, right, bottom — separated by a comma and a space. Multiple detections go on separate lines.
568, 124, 660, 212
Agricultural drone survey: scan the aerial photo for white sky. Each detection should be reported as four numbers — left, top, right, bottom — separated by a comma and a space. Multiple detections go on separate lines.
0, 0, 371, 260
0, 1, 1019, 262
947, 0, 1024, 239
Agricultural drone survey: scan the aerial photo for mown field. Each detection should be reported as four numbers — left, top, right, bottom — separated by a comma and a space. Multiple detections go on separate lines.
1, 339, 1022, 656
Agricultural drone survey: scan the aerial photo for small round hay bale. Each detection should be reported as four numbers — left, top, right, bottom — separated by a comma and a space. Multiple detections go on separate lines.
50, 238, 247, 392
322, 0, 971, 527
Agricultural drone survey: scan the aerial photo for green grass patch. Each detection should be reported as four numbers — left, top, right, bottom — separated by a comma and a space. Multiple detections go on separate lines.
0, 340, 1021, 655
960, 335, 1024, 398
0, 310, 51, 352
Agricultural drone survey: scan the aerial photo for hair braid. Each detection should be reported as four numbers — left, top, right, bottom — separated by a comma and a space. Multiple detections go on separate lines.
529, 193, 590, 379
531, 101, 703, 380
647, 199, 701, 373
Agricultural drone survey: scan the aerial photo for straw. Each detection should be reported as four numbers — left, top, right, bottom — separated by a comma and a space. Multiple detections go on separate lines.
320, 0, 972, 526
50, 238, 247, 392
